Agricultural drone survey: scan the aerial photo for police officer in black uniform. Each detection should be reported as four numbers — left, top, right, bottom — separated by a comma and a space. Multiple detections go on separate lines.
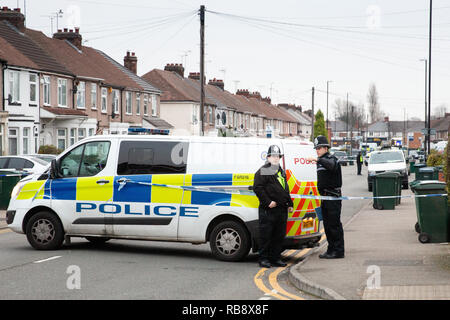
253, 145, 294, 268
307, 136, 345, 259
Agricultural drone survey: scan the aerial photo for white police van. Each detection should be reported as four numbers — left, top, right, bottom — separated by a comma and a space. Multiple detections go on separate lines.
7, 135, 321, 261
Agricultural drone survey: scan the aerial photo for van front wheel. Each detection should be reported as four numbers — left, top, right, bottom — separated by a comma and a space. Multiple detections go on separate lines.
26, 211, 64, 250
209, 221, 251, 262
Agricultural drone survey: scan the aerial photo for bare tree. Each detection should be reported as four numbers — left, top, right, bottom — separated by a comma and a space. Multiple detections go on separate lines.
333, 98, 367, 129
432, 103, 448, 119
367, 83, 383, 123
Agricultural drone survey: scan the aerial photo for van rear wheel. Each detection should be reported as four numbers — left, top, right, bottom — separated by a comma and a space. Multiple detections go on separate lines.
209, 221, 251, 262
26, 211, 64, 250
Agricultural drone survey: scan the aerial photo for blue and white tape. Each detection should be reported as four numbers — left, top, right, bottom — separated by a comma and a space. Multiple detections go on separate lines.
118, 179, 447, 201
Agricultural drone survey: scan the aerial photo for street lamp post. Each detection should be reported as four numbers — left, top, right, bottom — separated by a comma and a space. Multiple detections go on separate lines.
420, 58, 427, 155
326, 80, 332, 135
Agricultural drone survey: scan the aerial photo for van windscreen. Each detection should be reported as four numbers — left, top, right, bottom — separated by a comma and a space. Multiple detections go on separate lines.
117, 140, 188, 175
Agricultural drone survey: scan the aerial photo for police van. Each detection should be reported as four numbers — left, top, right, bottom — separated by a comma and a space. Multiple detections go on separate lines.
7, 135, 321, 261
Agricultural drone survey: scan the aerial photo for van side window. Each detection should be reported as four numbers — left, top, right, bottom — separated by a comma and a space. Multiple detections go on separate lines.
117, 141, 188, 175
59, 141, 111, 178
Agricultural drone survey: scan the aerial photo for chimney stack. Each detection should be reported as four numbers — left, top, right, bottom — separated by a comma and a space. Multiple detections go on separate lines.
0, 7, 25, 32
164, 63, 184, 78
262, 97, 271, 105
53, 27, 83, 50
236, 89, 250, 98
188, 72, 200, 80
384, 116, 389, 122
248, 91, 262, 101
124, 51, 137, 74
208, 78, 224, 90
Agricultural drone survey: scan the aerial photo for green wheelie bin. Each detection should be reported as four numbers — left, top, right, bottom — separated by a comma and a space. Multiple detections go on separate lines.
414, 163, 426, 180
409, 159, 416, 175
416, 167, 437, 181
0, 170, 27, 210
411, 181, 448, 243
395, 173, 402, 205
373, 172, 401, 210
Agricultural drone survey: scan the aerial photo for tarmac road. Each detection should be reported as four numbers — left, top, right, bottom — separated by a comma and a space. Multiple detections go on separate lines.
0, 164, 369, 300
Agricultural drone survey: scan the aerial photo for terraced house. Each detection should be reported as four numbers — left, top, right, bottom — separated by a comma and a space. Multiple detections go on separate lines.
142, 64, 301, 137
0, 7, 168, 155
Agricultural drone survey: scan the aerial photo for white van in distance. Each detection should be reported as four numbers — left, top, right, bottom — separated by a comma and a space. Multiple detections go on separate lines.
6, 135, 321, 261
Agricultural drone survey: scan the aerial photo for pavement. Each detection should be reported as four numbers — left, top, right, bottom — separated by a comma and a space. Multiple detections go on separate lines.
0, 210, 6, 229
289, 188, 450, 300
2, 182, 449, 300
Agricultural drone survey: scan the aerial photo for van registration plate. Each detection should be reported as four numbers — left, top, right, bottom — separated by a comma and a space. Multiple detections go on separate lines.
302, 219, 314, 230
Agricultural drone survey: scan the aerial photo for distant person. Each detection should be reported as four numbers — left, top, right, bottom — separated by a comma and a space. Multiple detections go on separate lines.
357, 151, 363, 175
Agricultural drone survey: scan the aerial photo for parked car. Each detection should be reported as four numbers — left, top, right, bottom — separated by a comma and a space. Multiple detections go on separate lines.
367, 149, 408, 191
28, 154, 57, 163
332, 151, 348, 166
0, 155, 49, 174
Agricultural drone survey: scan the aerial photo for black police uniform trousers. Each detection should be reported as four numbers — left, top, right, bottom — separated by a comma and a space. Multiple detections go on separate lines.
321, 199, 345, 255
258, 206, 287, 262
357, 162, 362, 175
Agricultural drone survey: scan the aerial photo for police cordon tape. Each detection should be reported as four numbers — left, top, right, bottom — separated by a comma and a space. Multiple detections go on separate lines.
118, 179, 448, 201
0, 173, 29, 177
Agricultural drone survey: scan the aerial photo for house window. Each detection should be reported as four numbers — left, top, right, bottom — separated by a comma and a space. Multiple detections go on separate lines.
209, 106, 213, 123
43, 76, 51, 105
136, 93, 140, 115
88, 128, 95, 136
70, 128, 76, 146
193, 105, 199, 124
143, 94, 148, 115
57, 129, 67, 150
76, 81, 85, 109
126, 91, 132, 115
58, 78, 67, 107
91, 83, 97, 109
78, 128, 86, 141
9, 71, 20, 103
8, 128, 18, 155
101, 88, 107, 113
151, 95, 157, 116
112, 89, 120, 114
23, 127, 30, 154
29, 74, 37, 104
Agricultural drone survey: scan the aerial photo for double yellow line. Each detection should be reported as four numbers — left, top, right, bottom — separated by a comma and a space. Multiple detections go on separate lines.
253, 229, 326, 300
0, 228, 11, 235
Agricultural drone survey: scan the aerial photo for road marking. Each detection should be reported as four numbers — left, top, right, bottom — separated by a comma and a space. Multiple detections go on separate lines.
253, 268, 289, 300
33, 256, 62, 264
253, 228, 326, 300
269, 266, 305, 300
0, 228, 11, 235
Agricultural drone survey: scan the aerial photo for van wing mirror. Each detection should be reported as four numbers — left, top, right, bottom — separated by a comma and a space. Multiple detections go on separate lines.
50, 159, 60, 179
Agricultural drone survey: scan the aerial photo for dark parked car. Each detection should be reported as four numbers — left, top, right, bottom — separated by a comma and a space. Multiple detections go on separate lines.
332, 151, 348, 166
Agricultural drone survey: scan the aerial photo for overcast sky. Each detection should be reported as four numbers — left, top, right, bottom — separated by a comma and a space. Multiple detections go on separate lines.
5, 0, 450, 122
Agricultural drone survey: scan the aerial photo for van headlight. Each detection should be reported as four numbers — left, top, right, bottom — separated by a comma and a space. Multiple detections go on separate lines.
11, 182, 25, 199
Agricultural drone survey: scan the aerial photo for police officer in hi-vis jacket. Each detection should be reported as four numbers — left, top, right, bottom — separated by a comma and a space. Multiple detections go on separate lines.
253, 145, 294, 268
307, 136, 345, 259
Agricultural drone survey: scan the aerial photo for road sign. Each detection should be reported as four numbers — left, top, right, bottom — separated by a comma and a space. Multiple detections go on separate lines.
421, 128, 436, 135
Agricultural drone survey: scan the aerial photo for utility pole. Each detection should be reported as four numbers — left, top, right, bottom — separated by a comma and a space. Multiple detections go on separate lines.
427, 0, 433, 159
346, 93, 349, 152
199, 5, 205, 136
420, 58, 427, 155
326, 80, 332, 134
351, 105, 354, 156
311, 86, 315, 141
